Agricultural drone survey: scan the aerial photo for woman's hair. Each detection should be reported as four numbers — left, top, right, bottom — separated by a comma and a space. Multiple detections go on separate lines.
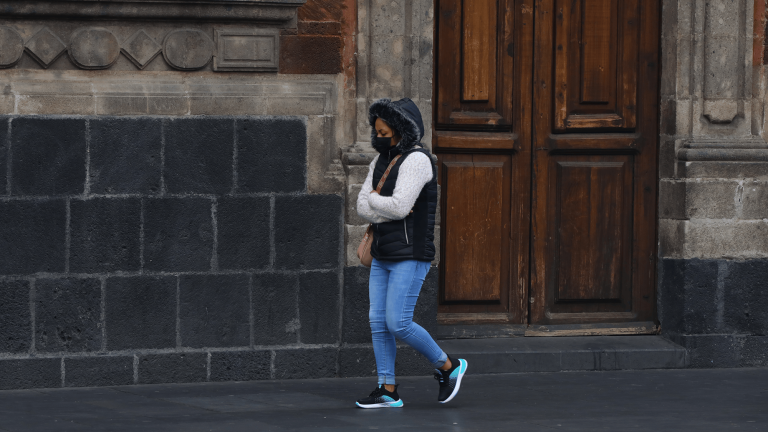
377, 118, 400, 138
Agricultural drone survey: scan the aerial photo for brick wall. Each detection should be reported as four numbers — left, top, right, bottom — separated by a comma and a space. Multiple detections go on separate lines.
279, 0, 355, 75
0, 115, 434, 390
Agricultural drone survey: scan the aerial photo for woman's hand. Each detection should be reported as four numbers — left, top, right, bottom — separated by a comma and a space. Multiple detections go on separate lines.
370, 190, 378, 194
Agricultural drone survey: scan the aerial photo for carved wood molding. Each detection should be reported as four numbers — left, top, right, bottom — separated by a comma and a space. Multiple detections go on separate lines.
0, 0, 306, 22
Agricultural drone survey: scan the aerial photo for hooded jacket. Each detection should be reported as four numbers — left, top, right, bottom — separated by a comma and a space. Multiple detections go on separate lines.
361, 98, 438, 262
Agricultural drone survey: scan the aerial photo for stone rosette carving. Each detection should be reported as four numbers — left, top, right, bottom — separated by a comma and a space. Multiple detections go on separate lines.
0, 26, 24, 68
162, 29, 215, 71
68, 28, 121, 70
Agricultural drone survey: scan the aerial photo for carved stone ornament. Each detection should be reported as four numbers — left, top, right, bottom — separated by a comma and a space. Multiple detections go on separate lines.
121, 30, 162, 70
0, 26, 24, 68
25, 27, 67, 68
68, 28, 121, 69
214, 28, 279, 72
163, 29, 215, 71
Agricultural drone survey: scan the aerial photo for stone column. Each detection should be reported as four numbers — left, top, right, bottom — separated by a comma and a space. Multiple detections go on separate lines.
658, 0, 768, 368
343, 0, 435, 266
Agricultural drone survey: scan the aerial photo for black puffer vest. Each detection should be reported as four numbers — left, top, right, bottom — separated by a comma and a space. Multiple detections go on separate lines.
370, 146, 438, 262
368, 97, 437, 262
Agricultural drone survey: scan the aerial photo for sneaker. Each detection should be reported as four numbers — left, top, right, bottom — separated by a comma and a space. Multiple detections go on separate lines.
355, 385, 404, 409
434, 355, 468, 403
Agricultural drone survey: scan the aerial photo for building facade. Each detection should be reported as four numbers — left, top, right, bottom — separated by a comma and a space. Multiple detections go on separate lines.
0, 0, 764, 389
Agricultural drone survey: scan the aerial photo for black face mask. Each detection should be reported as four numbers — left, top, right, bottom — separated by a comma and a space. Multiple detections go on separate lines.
373, 136, 393, 153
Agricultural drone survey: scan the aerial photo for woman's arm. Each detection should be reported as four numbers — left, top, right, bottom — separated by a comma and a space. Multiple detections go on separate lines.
368, 152, 433, 220
357, 157, 391, 224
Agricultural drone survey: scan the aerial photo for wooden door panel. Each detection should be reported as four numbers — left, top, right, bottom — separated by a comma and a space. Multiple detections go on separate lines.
554, 0, 639, 131
440, 154, 510, 304
552, 156, 633, 306
434, 0, 533, 324
436, 0, 514, 128
462, 0, 497, 102
531, 0, 659, 325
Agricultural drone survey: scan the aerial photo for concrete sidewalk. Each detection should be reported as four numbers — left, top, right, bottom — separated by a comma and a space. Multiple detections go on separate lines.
1, 368, 766, 432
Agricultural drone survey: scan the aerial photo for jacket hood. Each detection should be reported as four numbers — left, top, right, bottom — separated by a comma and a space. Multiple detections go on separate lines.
368, 98, 425, 154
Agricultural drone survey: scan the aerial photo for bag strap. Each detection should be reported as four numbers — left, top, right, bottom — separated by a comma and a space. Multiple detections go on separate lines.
375, 154, 402, 193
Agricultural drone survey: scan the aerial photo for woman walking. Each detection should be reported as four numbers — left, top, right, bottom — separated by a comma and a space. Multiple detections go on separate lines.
355, 98, 468, 408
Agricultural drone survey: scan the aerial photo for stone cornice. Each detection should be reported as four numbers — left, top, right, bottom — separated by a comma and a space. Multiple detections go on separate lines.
0, 0, 306, 23
678, 138, 768, 162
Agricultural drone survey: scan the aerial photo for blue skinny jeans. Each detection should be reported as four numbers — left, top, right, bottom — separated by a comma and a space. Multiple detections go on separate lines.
368, 258, 448, 385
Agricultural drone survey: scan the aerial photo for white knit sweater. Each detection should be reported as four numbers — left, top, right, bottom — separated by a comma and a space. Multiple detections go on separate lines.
357, 152, 433, 224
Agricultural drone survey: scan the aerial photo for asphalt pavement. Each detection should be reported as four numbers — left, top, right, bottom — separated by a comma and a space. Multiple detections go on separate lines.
1, 368, 766, 431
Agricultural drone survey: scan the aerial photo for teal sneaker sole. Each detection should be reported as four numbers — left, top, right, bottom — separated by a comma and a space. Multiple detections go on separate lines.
355, 399, 404, 409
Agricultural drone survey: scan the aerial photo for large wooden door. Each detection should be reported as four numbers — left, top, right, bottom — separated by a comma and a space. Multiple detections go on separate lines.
434, 0, 660, 327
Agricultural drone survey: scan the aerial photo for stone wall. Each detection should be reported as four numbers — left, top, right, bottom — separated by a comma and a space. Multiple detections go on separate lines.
0, 114, 437, 390
0, 0, 446, 390
657, 0, 768, 368
0, 115, 343, 389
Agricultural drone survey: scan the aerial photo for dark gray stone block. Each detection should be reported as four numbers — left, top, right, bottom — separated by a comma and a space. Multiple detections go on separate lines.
217, 197, 270, 271
105, 276, 176, 350
658, 258, 686, 335
681, 259, 719, 334
338, 347, 376, 378
0, 117, 7, 195
164, 117, 233, 194
723, 260, 768, 335
414, 266, 439, 335
338, 346, 440, 379
89, 117, 161, 194
274, 194, 341, 270
675, 334, 741, 368
144, 198, 213, 272
613, 347, 689, 370
341, 266, 371, 344
273, 348, 336, 379
10, 117, 86, 195
0, 358, 61, 390
252, 273, 298, 345
741, 336, 768, 367
64, 356, 133, 387
0, 280, 30, 353
69, 198, 141, 273
138, 353, 207, 384
0, 200, 66, 275
298, 271, 339, 344
179, 274, 250, 348
395, 346, 436, 376
210, 351, 271, 382
236, 117, 306, 193
36, 278, 102, 353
